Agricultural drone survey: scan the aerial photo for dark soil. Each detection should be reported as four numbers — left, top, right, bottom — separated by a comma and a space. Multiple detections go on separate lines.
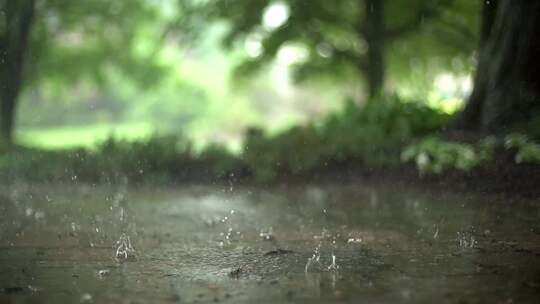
278, 156, 540, 200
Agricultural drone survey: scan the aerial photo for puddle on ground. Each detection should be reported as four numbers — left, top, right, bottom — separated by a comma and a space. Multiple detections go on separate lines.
0, 183, 539, 303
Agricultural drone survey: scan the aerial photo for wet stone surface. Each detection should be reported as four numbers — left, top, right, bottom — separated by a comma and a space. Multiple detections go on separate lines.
0, 183, 539, 303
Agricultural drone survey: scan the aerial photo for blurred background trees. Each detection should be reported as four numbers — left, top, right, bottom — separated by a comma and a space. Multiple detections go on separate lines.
1, 0, 481, 148
185, 0, 479, 99
1, 0, 167, 144
1, 0, 540, 173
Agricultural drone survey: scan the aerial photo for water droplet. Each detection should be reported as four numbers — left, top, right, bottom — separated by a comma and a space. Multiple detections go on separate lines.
347, 238, 362, 244
259, 227, 274, 241
34, 211, 45, 220
97, 269, 110, 277
80, 293, 93, 303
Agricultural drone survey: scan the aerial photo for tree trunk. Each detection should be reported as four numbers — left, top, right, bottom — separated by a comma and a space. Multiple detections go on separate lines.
456, 0, 540, 132
0, 0, 36, 144
363, 0, 385, 99
453, 0, 498, 130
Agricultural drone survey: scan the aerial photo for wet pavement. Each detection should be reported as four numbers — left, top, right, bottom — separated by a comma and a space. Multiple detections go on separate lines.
0, 182, 539, 303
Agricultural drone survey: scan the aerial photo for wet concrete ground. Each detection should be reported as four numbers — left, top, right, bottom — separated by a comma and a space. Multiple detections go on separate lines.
0, 182, 539, 303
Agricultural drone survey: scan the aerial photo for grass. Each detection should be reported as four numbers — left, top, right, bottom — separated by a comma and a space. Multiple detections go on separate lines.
16, 122, 156, 150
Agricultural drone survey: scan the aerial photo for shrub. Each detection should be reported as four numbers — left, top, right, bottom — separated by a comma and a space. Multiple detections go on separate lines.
504, 133, 540, 164
401, 137, 495, 174
197, 144, 243, 178
243, 95, 450, 181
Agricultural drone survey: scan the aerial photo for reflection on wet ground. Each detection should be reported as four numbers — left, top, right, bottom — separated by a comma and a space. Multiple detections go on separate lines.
0, 183, 539, 303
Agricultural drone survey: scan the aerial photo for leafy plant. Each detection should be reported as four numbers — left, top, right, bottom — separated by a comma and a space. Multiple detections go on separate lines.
197, 144, 243, 178
504, 133, 540, 164
243, 95, 450, 181
401, 137, 493, 174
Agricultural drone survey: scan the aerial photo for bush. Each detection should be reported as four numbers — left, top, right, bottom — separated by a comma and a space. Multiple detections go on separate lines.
94, 134, 192, 181
243, 126, 327, 182
197, 144, 244, 178
0, 134, 194, 183
243, 95, 450, 181
13, 95, 536, 184
504, 133, 540, 164
401, 133, 540, 175
401, 137, 494, 174
319, 96, 449, 163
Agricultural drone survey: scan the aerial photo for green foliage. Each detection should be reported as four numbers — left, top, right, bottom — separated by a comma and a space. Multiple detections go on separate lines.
402, 133, 540, 174
243, 126, 325, 182
401, 137, 495, 174
185, 0, 479, 88
243, 95, 449, 181
504, 133, 540, 164
95, 135, 191, 181
26, 0, 168, 89
3, 111, 540, 184
198, 144, 245, 178
320, 96, 449, 163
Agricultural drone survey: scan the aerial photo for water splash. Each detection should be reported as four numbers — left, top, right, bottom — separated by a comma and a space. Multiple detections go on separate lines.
456, 227, 477, 249
327, 254, 340, 272
115, 233, 136, 260
114, 204, 137, 260
259, 227, 274, 241
111, 179, 137, 261
433, 216, 445, 240
347, 238, 362, 244
97, 269, 110, 278
218, 209, 240, 247
327, 237, 339, 271
305, 244, 322, 273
